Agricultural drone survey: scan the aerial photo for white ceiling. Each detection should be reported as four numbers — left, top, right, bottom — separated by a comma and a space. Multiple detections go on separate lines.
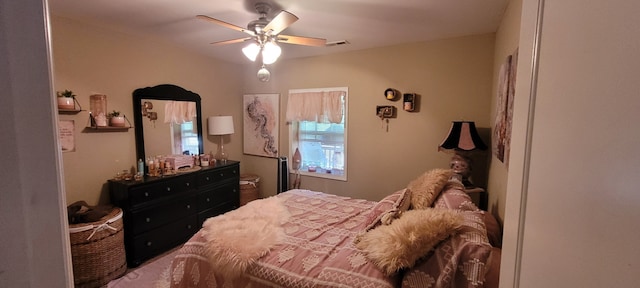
48, 0, 509, 64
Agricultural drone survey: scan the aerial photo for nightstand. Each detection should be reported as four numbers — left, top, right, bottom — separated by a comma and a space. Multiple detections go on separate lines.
464, 187, 488, 210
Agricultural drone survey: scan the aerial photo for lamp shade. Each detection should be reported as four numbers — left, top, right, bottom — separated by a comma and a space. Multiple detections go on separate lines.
262, 41, 281, 65
208, 116, 235, 135
438, 121, 487, 151
242, 43, 260, 62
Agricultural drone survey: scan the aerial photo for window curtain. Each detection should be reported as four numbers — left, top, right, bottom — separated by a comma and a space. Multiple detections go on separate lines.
164, 101, 196, 124
286, 90, 344, 124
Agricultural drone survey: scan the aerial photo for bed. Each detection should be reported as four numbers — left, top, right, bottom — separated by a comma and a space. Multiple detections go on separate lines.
158, 169, 502, 288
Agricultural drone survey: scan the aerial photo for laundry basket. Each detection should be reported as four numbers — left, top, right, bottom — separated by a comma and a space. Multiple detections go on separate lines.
69, 207, 126, 288
239, 174, 260, 206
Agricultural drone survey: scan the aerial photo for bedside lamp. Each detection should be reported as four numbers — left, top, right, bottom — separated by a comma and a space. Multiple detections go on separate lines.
438, 121, 487, 188
208, 116, 234, 163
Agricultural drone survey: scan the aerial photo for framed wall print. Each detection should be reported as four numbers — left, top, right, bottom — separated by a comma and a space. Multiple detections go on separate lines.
58, 120, 75, 152
243, 93, 279, 158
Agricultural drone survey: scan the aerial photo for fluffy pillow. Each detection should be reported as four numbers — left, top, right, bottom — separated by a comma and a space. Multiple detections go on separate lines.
407, 168, 455, 209
356, 208, 463, 276
362, 188, 411, 232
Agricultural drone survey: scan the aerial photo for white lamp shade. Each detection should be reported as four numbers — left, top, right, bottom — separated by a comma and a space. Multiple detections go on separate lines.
242, 43, 260, 62
262, 41, 281, 65
208, 116, 235, 135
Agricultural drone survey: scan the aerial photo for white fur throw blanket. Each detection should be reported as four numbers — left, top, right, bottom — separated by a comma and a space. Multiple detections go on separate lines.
200, 196, 290, 279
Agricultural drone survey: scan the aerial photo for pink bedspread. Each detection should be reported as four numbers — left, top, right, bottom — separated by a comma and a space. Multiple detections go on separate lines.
166, 189, 399, 287
163, 188, 498, 288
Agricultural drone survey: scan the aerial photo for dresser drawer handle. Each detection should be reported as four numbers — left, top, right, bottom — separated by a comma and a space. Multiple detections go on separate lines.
206, 176, 210, 181
206, 197, 211, 202
219, 173, 224, 177
187, 224, 192, 229
186, 182, 190, 187
144, 192, 149, 197
166, 187, 171, 192
186, 204, 191, 209
145, 217, 151, 223
146, 241, 153, 247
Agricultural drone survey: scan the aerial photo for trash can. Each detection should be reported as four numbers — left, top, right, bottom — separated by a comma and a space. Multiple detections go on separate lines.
239, 174, 260, 206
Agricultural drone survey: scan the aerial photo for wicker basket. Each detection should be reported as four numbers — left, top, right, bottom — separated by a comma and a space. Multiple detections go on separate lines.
69, 207, 126, 288
240, 174, 260, 206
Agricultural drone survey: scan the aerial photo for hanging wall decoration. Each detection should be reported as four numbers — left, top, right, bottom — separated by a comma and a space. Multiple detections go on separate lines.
243, 93, 280, 158
59, 120, 75, 152
493, 48, 519, 167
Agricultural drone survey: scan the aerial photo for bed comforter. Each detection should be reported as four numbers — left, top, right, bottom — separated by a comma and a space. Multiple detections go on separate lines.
159, 188, 499, 288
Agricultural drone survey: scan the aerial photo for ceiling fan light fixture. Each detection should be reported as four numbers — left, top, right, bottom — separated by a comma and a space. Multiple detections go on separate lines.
262, 41, 281, 65
242, 42, 260, 61
257, 65, 271, 82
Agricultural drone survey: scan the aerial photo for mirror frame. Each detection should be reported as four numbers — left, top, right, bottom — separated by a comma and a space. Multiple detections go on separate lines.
132, 84, 203, 170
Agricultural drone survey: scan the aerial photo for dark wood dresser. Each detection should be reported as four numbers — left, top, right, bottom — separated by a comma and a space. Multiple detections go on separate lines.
109, 161, 239, 267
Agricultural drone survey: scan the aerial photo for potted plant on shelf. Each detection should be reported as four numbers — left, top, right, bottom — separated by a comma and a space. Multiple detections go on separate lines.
108, 110, 125, 127
56, 89, 76, 110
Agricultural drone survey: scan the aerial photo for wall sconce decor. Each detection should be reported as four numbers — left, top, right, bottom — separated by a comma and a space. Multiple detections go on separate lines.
376, 105, 396, 119
403, 93, 416, 112
438, 121, 487, 188
141, 101, 158, 123
208, 116, 235, 163
384, 88, 399, 101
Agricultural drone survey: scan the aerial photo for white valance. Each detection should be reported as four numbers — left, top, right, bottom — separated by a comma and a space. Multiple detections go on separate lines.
286, 90, 344, 124
164, 101, 196, 124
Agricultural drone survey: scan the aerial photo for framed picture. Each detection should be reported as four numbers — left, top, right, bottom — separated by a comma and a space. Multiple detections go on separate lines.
493, 48, 518, 167
59, 120, 75, 152
243, 94, 279, 158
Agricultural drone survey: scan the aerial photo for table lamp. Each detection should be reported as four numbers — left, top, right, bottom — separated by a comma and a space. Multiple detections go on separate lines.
208, 116, 234, 163
438, 121, 487, 188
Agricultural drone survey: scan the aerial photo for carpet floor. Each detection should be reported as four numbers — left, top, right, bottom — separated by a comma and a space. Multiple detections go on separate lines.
107, 247, 180, 288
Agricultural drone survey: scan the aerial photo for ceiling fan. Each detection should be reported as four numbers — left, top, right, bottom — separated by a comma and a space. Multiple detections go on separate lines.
197, 2, 326, 66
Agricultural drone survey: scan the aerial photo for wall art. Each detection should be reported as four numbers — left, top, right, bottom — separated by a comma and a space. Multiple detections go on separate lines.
59, 120, 75, 152
243, 94, 279, 158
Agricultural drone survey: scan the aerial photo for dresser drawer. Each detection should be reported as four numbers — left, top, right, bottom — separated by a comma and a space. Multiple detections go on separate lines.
129, 174, 196, 206
130, 195, 197, 235
129, 215, 198, 266
198, 203, 238, 228
197, 182, 239, 211
198, 165, 239, 187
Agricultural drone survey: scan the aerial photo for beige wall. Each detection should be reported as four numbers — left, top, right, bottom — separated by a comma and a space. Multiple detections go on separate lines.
53, 15, 497, 206
488, 0, 522, 223
52, 16, 244, 205
241, 34, 496, 201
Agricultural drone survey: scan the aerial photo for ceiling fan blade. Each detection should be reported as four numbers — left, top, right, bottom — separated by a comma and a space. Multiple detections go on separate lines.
277, 35, 326, 47
210, 37, 252, 46
263, 10, 298, 35
196, 15, 255, 36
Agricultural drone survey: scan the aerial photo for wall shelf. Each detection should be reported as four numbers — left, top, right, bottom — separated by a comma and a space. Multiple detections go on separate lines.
84, 114, 132, 132
83, 126, 131, 132
58, 108, 84, 115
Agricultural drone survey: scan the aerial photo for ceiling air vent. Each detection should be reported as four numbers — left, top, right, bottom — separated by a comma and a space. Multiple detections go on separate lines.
326, 40, 350, 47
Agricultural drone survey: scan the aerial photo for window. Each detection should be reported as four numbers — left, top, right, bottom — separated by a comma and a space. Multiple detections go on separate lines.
287, 87, 347, 181
164, 100, 199, 156
171, 121, 200, 155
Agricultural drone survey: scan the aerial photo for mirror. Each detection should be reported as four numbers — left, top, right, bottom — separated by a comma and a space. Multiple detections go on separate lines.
133, 84, 203, 170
